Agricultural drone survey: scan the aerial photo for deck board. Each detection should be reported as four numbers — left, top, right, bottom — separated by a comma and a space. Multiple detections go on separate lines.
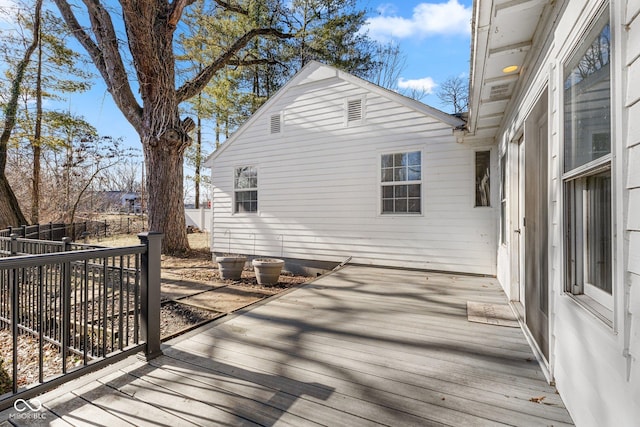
0, 265, 573, 426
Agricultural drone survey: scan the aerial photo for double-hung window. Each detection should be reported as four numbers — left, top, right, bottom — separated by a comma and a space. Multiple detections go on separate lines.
563, 10, 613, 315
234, 166, 258, 213
381, 151, 421, 214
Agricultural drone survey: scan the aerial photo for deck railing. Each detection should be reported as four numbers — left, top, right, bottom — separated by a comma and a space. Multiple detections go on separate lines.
0, 232, 162, 411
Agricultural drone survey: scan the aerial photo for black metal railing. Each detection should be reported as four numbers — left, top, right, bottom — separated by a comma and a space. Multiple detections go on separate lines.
3, 218, 147, 243
0, 232, 162, 411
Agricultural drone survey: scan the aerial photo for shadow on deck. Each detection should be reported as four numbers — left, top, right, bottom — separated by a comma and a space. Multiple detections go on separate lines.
0, 265, 573, 426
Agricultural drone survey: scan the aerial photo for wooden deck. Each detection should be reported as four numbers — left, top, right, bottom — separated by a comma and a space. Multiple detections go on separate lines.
1, 266, 573, 426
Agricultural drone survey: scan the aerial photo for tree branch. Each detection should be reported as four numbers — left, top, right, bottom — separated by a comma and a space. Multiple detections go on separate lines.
168, 0, 196, 29
54, 0, 143, 131
1, 0, 43, 171
177, 27, 293, 102
212, 0, 248, 15
226, 59, 282, 67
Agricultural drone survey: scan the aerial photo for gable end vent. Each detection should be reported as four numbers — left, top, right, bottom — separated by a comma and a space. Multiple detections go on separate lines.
270, 114, 281, 134
347, 99, 363, 122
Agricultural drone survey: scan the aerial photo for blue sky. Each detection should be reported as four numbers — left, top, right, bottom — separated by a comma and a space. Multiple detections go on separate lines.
2, 0, 472, 161
57, 0, 473, 151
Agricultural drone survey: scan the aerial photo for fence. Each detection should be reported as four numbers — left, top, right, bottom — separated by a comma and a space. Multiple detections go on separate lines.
3, 218, 147, 242
0, 231, 162, 411
185, 207, 211, 232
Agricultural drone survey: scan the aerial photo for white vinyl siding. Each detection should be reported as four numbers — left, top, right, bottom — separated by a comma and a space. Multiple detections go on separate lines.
490, 1, 640, 425
210, 64, 495, 275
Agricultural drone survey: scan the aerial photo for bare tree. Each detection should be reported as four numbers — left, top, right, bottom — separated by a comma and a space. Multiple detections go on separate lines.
436, 76, 469, 114
0, 0, 42, 228
53, 0, 293, 254
369, 42, 406, 90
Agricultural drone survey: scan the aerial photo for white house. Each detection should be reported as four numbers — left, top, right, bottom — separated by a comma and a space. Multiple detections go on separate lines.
205, 61, 497, 276
466, 0, 640, 424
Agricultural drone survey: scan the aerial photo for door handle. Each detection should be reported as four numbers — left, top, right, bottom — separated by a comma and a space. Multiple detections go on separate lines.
514, 229, 521, 234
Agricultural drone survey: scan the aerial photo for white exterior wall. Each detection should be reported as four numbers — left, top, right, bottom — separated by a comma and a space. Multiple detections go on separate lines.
209, 67, 496, 275
494, 0, 640, 424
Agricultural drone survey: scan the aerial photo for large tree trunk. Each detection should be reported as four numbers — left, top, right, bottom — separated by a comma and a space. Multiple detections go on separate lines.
53, 0, 291, 253
31, 28, 43, 224
144, 141, 189, 254
0, 178, 27, 228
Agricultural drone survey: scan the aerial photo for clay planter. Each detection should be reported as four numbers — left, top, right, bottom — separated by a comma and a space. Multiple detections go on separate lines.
252, 258, 284, 285
216, 256, 247, 281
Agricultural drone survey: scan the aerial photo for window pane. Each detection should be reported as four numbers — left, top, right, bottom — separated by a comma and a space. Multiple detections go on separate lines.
408, 184, 421, 197
408, 198, 421, 213
381, 154, 393, 168
407, 166, 421, 181
382, 168, 393, 182
407, 151, 421, 166
394, 153, 405, 167
563, 19, 611, 172
395, 199, 407, 213
382, 199, 394, 213
500, 153, 507, 244
394, 167, 406, 181
585, 171, 612, 294
565, 169, 612, 297
382, 186, 394, 198
235, 190, 257, 213
475, 151, 491, 207
394, 185, 407, 198
235, 166, 257, 189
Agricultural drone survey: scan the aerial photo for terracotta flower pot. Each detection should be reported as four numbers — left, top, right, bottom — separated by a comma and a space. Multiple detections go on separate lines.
252, 258, 284, 285
216, 256, 247, 281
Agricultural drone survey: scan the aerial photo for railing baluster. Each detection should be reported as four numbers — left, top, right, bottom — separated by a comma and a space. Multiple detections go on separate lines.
84, 260, 89, 365
102, 257, 107, 357
110, 257, 115, 352
134, 253, 140, 344
62, 258, 71, 374
118, 255, 124, 351
38, 265, 43, 384
11, 268, 18, 394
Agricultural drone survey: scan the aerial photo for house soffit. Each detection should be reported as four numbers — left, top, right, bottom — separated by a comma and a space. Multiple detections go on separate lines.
467, 0, 550, 142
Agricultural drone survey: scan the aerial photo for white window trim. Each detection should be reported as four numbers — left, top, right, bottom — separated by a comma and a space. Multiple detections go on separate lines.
559, 5, 615, 327
474, 149, 492, 208
233, 165, 259, 215
378, 148, 424, 217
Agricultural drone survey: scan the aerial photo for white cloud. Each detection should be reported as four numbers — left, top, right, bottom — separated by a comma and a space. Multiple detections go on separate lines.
366, 0, 471, 42
398, 77, 437, 94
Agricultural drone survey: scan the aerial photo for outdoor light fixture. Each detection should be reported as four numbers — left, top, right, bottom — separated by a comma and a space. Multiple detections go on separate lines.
502, 65, 519, 73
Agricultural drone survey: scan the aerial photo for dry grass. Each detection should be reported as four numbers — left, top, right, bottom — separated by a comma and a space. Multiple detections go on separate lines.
86, 231, 210, 251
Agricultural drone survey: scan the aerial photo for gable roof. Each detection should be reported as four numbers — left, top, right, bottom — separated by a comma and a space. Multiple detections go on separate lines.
205, 61, 465, 166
